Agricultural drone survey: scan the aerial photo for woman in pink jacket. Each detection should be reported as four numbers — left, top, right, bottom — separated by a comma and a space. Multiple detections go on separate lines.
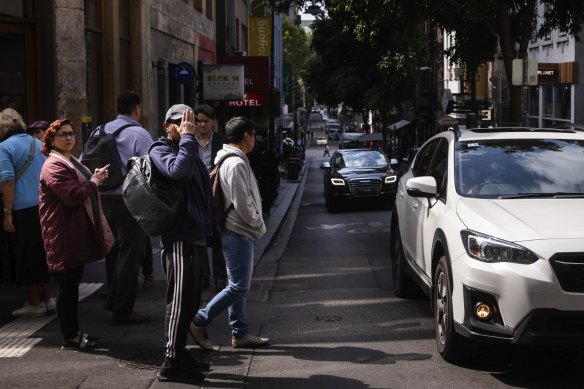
38, 119, 114, 350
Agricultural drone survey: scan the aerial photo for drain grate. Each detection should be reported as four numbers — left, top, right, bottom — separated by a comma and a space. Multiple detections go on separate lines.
118, 348, 164, 371
314, 315, 343, 322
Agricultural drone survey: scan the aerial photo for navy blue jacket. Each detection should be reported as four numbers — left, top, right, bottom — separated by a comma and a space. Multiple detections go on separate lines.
149, 134, 218, 247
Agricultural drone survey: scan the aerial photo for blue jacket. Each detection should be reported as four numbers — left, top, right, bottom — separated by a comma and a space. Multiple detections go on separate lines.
149, 134, 218, 247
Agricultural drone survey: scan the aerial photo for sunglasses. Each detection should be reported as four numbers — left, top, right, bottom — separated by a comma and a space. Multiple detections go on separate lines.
56, 131, 76, 138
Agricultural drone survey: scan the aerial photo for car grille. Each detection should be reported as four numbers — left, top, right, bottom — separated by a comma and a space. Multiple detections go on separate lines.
348, 178, 382, 195
550, 253, 584, 293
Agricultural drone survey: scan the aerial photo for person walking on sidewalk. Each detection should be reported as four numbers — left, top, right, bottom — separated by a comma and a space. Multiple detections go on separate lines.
151, 104, 219, 383
99, 91, 153, 325
190, 116, 269, 350
38, 119, 114, 350
323, 144, 330, 157
193, 104, 228, 292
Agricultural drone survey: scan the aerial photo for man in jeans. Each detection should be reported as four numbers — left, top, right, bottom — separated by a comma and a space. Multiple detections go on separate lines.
99, 91, 153, 325
190, 116, 269, 349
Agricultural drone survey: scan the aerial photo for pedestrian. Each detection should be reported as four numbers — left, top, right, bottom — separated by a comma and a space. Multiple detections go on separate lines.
26, 120, 49, 140
38, 119, 114, 350
323, 144, 330, 157
0, 108, 56, 317
190, 116, 269, 350
99, 91, 153, 325
150, 104, 218, 383
193, 104, 228, 291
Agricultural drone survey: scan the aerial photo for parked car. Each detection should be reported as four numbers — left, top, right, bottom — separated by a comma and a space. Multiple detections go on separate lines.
327, 123, 342, 140
316, 136, 328, 146
320, 149, 398, 211
391, 126, 584, 363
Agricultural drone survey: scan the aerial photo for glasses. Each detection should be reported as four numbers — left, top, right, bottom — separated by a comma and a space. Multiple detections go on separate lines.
56, 131, 76, 138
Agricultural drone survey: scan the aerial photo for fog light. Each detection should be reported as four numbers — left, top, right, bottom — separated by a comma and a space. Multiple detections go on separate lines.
474, 302, 494, 321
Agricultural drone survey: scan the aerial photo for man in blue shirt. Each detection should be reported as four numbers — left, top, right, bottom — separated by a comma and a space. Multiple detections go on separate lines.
98, 91, 153, 325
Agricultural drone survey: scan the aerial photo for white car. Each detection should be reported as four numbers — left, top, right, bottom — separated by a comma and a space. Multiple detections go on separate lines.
316, 136, 328, 146
391, 127, 584, 363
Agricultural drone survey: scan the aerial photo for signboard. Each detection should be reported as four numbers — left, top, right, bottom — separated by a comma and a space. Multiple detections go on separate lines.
226, 92, 266, 107
201, 64, 245, 100
175, 62, 195, 84
249, 17, 272, 57
218, 56, 270, 91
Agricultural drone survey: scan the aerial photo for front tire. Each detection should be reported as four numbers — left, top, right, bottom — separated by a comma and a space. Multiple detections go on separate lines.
390, 224, 417, 298
434, 255, 474, 363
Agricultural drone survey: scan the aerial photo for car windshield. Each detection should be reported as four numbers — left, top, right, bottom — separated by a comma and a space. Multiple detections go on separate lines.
342, 151, 387, 168
455, 138, 584, 198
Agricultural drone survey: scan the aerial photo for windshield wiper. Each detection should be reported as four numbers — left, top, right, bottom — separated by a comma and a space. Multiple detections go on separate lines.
499, 192, 584, 199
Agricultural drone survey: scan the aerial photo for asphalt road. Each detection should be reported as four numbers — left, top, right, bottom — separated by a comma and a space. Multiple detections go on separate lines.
241, 144, 584, 389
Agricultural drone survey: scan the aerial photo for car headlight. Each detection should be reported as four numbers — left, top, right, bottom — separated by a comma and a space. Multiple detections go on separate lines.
384, 175, 397, 184
331, 178, 345, 186
460, 230, 539, 264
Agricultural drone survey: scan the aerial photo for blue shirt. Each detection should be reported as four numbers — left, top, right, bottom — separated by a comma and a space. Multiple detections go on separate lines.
0, 133, 46, 210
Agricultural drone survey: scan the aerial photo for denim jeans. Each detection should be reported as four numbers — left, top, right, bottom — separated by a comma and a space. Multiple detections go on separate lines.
194, 230, 254, 337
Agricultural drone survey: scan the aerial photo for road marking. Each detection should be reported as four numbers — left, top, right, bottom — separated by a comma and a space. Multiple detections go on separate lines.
307, 223, 364, 230
0, 282, 102, 358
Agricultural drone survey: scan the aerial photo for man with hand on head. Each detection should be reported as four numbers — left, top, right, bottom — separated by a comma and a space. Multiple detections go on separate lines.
150, 104, 219, 384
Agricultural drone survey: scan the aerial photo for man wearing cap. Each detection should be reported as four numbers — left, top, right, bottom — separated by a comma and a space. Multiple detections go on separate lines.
99, 91, 153, 325
150, 104, 218, 384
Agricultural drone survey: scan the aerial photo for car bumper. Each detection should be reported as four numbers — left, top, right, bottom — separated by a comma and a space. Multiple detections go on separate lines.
451, 249, 584, 345
328, 184, 396, 201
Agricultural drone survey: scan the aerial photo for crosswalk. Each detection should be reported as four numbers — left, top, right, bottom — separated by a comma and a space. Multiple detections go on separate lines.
0, 282, 103, 358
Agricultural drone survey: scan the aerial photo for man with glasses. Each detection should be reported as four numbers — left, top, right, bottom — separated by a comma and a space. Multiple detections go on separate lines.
193, 104, 228, 292
99, 91, 153, 325
190, 116, 269, 350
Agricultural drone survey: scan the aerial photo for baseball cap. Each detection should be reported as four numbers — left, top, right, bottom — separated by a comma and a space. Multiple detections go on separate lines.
27, 120, 49, 131
164, 104, 192, 122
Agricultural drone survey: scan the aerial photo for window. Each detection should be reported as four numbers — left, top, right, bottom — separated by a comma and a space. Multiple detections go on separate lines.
85, 0, 104, 125
412, 139, 440, 177
119, 0, 131, 91
206, 0, 212, 19
557, 84, 571, 120
428, 140, 448, 198
235, 18, 240, 51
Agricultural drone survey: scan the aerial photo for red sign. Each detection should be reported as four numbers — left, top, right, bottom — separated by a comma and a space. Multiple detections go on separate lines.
218, 56, 270, 91
226, 92, 265, 107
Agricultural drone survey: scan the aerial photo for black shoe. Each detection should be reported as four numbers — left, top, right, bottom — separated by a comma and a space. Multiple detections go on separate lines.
157, 357, 206, 383
181, 349, 211, 371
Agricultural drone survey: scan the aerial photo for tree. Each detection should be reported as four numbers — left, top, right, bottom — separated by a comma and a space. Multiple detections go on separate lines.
282, 17, 312, 105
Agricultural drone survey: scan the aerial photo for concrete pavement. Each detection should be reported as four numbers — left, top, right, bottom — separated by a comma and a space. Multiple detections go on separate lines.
0, 159, 308, 389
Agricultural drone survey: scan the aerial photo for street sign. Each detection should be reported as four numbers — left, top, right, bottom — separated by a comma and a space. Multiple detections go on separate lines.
175, 62, 195, 84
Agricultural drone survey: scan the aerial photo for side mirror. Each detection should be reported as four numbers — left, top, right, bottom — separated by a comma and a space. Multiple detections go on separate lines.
320, 161, 331, 171
390, 158, 399, 166
406, 176, 437, 198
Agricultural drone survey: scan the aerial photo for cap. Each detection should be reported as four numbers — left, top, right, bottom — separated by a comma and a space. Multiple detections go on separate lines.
27, 120, 49, 131
164, 104, 192, 122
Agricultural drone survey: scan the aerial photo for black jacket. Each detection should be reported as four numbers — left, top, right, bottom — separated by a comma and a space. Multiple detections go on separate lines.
149, 135, 219, 247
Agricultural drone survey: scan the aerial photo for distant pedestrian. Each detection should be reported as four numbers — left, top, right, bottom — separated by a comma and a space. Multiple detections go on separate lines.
190, 116, 269, 350
323, 144, 330, 157
26, 120, 49, 140
39, 119, 114, 350
98, 91, 153, 325
151, 104, 218, 383
0, 108, 55, 317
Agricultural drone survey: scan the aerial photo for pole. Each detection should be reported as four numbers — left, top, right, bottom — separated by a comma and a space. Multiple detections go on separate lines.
522, 56, 528, 126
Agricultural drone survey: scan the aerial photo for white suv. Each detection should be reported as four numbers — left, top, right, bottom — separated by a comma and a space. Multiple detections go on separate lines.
391, 127, 584, 362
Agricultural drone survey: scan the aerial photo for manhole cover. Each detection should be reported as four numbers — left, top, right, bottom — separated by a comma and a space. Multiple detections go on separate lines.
118, 348, 164, 371
314, 314, 343, 322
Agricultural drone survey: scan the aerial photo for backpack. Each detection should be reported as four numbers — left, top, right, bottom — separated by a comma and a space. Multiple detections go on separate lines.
81, 124, 134, 191
122, 141, 183, 236
209, 154, 240, 231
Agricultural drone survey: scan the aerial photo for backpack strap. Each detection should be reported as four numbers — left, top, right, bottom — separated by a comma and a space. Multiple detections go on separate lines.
15, 136, 36, 181
90, 123, 135, 138
214, 153, 242, 215
112, 123, 135, 136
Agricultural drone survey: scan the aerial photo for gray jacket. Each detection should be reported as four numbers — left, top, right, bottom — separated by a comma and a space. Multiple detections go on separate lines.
215, 145, 266, 241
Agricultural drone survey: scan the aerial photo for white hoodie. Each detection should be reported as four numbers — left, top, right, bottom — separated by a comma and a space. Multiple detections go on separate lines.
214, 145, 266, 241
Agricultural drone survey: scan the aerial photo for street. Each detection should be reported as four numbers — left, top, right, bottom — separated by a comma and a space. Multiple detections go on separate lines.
240, 145, 584, 389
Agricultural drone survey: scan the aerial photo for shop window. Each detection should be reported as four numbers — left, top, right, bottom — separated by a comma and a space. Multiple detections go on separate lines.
557, 84, 571, 120
543, 85, 554, 117
528, 86, 539, 116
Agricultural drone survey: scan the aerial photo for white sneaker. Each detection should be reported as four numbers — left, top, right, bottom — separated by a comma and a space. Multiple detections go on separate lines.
45, 297, 56, 312
232, 334, 270, 348
12, 303, 46, 317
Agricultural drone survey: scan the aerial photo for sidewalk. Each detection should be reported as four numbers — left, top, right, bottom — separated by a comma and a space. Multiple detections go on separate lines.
0, 162, 307, 388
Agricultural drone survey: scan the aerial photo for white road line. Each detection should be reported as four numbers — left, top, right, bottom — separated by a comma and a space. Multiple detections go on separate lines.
0, 282, 103, 358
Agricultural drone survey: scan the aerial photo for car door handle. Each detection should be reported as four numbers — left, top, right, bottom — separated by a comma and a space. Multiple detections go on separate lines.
412, 200, 419, 210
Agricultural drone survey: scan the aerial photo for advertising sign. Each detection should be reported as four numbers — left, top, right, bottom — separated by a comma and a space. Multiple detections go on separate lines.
218, 56, 270, 91
226, 92, 266, 107
249, 17, 272, 57
202, 64, 245, 100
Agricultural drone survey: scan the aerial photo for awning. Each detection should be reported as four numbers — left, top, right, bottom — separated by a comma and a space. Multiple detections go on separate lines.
388, 120, 411, 130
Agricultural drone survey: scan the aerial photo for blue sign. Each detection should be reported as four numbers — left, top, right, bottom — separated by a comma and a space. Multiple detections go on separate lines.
175, 62, 195, 84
